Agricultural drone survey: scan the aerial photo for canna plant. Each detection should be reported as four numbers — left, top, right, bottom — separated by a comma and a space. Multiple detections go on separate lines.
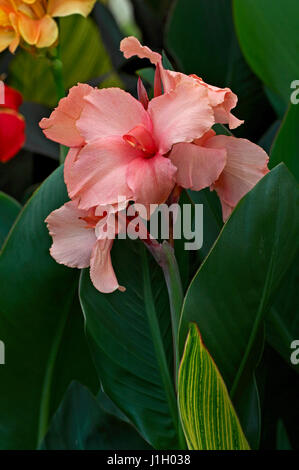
0, 0, 298, 452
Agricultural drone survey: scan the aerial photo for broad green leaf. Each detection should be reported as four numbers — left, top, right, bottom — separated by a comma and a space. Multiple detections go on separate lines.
270, 104, 299, 181
179, 165, 299, 444
266, 255, 299, 373
178, 324, 250, 450
79, 241, 180, 449
166, 0, 274, 139
0, 166, 98, 449
9, 15, 122, 108
0, 192, 21, 248
276, 420, 292, 450
258, 120, 281, 154
233, 0, 299, 103
41, 382, 151, 450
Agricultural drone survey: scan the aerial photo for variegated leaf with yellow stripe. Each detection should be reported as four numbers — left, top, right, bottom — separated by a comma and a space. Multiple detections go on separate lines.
178, 323, 250, 450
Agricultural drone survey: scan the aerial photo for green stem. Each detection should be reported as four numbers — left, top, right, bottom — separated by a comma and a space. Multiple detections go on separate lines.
50, 40, 68, 165
159, 242, 184, 388
141, 246, 186, 449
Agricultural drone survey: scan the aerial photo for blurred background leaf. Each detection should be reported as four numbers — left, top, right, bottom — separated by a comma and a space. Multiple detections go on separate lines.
233, 0, 299, 103
8, 15, 122, 108
270, 104, 299, 181
166, 0, 275, 140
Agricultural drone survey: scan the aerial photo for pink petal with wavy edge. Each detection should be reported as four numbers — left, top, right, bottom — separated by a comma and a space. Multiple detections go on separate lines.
66, 136, 136, 209
77, 87, 151, 143
206, 135, 269, 220
45, 201, 96, 268
127, 153, 177, 206
120, 36, 161, 65
170, 142, 227, 191
90, 238, 122, 293
148, 81, 214, 155
40, 83, 92, 147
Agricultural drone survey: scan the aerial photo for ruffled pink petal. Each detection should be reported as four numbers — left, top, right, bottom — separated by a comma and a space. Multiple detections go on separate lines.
40, 83, 92, 147
45, 201, 96, 268
66, 136, 136, 209
89, 239, 122, 293
77, 87, 151, 143
127, 153, 177, 206
63, 147, 81, 193
148, 81, 214, 155
191, 77, 244, 129
206, 135, 269, 221
119, 36, 180, 95
120, 36, 161, 65
170, 142, 227, 191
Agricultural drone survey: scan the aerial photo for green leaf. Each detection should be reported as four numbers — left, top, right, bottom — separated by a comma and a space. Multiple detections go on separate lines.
270, 104, 299, 181
266, 254, 299, 373
79, 240, 181, 449
41, 382, 151, 450
233, 0, 299, 103
0, 192, 21, 248
276, 420, 292, 450
0, 166, 98, 449
166, 0, 274, 139
178, 323, 250, 450
179, 164, 299, 386
179, 165, 299, 445
9, 15, 122, 108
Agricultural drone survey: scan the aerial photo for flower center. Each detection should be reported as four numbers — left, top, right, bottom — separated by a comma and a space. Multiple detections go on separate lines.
123, 125, 157, 158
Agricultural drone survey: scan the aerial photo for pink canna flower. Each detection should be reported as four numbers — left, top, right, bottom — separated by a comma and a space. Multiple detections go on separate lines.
120, 37, 269, 221
40, 79, 217, 211
120, 36, 244, 130
170, 130, 269, 221
45, 200, 127, 293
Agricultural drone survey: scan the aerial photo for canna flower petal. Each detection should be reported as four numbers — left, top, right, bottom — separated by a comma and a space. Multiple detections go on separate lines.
47, 0, 96, 17
169, 142, 227, 191
77, 87, 151, 143
0, 84, 25, 162
0, 84, 23, 111
64, 147, 81, 189
190, 76, 244, 129
17, 12, 58, 48
121, 36, 243, 129
0, 111, 25, 162
90, 238, 121, 294
120, 35, 161, 65
40, 83, 93, 147
127, 154, 177, 205
46, 199, 122, 293
148, 81, 214, 155
66, 136, 135, 209
45, 200, 97, 268
0, 28, 17, 52
206, 135, 269, 221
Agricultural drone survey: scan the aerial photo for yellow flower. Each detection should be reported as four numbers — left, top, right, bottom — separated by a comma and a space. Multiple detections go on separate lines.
0, 0, 96, 52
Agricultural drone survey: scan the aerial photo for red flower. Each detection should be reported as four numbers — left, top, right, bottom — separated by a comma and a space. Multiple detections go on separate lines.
0, 84, 25, 163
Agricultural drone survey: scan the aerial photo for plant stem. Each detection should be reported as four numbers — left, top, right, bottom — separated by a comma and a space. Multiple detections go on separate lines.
141, 245, 186, 449
160, 242, 184, 387
49, 39, 68, 165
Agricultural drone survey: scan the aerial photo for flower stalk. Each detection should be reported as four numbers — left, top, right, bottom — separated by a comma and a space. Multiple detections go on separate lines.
49, 37, 68, 164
